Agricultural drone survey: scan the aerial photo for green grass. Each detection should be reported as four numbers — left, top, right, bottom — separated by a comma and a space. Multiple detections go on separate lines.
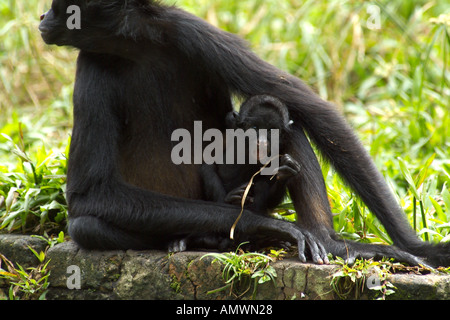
0, 0, 449, 246
201, 244, 283, 298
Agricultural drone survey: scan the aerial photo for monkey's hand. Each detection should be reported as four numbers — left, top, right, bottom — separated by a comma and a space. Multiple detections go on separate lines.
275, 154, 302, 180
254, 219, 330, 264
224, 183, 254, 205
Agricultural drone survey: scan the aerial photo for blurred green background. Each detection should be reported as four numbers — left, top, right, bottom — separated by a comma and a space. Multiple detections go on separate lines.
0, 0, 449, 245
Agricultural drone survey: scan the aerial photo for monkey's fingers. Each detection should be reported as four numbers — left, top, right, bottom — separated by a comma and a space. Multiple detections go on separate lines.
301, 231, 330, 265
224, 185, 254, 205
318, 242, 330, 264
280, 154, 302, 171
296, 237, 307, 263
305, 235, 322, 264
225, 194, 254, 205
276, 165, 299, 180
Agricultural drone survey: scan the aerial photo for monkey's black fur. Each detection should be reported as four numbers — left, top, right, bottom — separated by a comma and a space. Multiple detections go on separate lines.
39, 0, 449, 267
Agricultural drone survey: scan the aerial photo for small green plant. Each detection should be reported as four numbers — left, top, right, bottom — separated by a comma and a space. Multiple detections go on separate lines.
398, 155, 435, 241
267, 248, 287, 261
32, 231, 67, 248
0, 124, 68, 234
0, 232, 67, 300
0, 249, 51, 300
398, 155, 450, 243
201, 243, 279, 299
330, 257, 397, 300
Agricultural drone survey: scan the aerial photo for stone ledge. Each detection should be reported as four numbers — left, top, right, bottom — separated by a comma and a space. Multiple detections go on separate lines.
0, 234, 449, 300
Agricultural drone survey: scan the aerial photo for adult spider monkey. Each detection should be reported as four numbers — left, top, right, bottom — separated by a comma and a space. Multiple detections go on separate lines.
39, 0, 450, 267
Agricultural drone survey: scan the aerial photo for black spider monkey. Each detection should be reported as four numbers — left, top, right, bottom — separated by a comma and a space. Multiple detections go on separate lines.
169, 95, 301, 252
39, 0, 450, 267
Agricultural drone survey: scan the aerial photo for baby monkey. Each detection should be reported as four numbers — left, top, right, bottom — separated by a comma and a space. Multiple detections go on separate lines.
202, 95, 300, 214
168, 95, 301, 252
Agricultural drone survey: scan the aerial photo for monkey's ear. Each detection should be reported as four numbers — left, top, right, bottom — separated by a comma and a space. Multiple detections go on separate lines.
226, 111, 240, 128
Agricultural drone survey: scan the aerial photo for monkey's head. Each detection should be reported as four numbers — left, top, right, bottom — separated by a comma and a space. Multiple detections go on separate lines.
226, 95, 293, 161
227, 95, 293, 133
39, 0, 159, 50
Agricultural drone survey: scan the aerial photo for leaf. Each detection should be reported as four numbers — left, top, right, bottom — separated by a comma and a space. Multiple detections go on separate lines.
5, 187, 18, 213
23, 188, 41, 213
417, 228, 439, 238
28, 246, 45, 263
12, 147, 32, 163
0, 210, 22, 229
368, 285, 383, 291
385, 289, 396, 296
57, 231, 65, 243
415, 153, 436, 187
398, 158, 419, 199
258, 275, 270, 284
429, 196, 446, 222
0, 271, 18, 278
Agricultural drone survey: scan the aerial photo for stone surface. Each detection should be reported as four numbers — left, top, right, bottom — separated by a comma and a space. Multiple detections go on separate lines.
0, 234, 48, 268
1, 234, 449, 300
386, 273, 450, 300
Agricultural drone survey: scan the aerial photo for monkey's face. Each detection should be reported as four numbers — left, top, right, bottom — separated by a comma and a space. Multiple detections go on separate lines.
39, 0, 87, 46
39, 0, 128, 50
226, 108, 283, 163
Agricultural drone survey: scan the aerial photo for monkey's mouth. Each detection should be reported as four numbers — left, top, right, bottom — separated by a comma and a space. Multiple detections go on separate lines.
38, 24, 50, 40
38, 26, 63, 46
38, 26, 48, 34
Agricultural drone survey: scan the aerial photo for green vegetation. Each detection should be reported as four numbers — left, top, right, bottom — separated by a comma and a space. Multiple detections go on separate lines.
0, 127, 68, 233
1, 0, 449, 249
202, 244, 285, 298
330, 257, 397, 300
0, 246, 51, 300
330, 255, 450, 300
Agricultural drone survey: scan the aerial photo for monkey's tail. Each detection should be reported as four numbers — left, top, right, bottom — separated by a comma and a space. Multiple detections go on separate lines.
175, 13, 450, 267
